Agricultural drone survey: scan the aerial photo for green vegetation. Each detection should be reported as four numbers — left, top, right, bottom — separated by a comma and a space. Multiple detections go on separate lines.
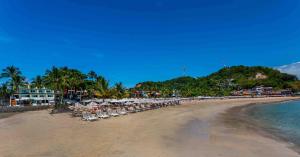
0, 66, 25, 94
289, 81, 300, 92
0, 66, 128, 108
135, 66, 299, 97
0, 65, 299, 106
0, 66, 25, 101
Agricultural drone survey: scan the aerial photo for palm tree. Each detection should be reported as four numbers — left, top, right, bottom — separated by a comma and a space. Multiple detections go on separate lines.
95, 76, 110, 98
113, 82, 126, 99
0, 83, 10, 100
115, 82, 124, 91
65, 69, 86, 100
161, 87, 171, 97
32, 75, 44, 88
67, 69, 86, 90
88, 71, 97, 81
44, 67, 88, 107
12, 75, 25, 92
0, 66, 24, 94
0, 84, 10, 105
43, 67, 68, 106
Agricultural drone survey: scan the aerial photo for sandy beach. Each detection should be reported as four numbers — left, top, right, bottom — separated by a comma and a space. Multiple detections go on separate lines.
0, 97, 300, 157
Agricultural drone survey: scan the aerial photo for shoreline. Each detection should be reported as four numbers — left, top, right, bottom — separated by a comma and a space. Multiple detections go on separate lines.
176, 97, 300, 157
0, 97, 300, 157
221, 98, 300, 154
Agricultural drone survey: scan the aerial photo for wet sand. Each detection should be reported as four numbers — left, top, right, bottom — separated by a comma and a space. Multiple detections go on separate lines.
221, 99, 300, 154
0, 97, 299, 157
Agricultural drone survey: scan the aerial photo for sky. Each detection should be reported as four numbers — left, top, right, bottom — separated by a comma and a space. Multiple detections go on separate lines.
0, 0, 300, 87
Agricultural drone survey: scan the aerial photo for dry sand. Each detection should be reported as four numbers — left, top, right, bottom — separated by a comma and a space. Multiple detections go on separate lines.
0, 97, 300, 157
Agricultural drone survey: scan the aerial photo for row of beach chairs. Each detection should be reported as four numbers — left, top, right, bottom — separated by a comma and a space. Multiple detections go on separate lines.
76, 99, 181, 121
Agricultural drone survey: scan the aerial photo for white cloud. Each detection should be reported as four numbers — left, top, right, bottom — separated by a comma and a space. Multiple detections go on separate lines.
276, 62, 300, 79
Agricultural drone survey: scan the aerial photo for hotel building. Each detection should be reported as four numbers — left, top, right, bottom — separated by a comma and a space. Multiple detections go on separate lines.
12, 85, 55, 106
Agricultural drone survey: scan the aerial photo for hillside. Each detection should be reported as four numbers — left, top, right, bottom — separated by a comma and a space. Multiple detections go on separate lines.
134, 66, 299, 97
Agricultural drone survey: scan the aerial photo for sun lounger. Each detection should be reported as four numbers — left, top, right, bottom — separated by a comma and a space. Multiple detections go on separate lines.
82, 112, 98, 121
126, 106, 136, 113
145, 104, 152, 110
96, 110, 110, 119
134, 105, 142, 112
117, 108, 127, 115
109, 110, 119, 117
72, 109, 82, 117
87, 112, 98, 121
140, 104, 147, 111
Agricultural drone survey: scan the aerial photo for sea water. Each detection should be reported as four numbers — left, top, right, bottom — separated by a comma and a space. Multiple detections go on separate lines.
246, 100, 300, 147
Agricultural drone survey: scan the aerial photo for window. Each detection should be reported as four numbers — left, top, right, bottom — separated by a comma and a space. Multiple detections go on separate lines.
21, 94, 30, 98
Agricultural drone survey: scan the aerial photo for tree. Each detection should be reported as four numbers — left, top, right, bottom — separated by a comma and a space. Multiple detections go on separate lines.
134, 66, 299, 97
289, 81, 300, 92
0, 83, 10, 98
94, 76, 110, 98
32, 75, 44, 88
43, 67, 68, 107
0, 84, 10, 106
66, 69, 86, 91
0, 66, 25, 94
88, 71, 97, 81
112, 82, 126, 99
13, 75, 25, 93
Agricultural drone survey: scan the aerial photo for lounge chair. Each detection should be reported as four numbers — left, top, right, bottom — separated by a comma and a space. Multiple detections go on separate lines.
88, 112, 98, 121
126, 106, 136, 113
96, 110, 110, 119
72, 109, 82, 117
82, 112, 89, 121
145, 104, 152, 110
109, 110, 119, 117
82, 112, 98, 121
134, 105, 142, 112
117, 108, 127, 115
140, 104, 147, 111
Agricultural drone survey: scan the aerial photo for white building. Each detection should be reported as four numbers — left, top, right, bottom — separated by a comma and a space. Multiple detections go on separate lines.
13, 85, 55, 106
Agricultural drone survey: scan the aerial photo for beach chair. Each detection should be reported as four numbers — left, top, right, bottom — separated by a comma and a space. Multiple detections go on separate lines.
134, 105, 142, 112
109, 110, 119, 117
87, 112, 98, 121
82, 112, 98, 121
118, 108, 127, 115
72, 109, 82, 117
140, 104, 147, 111
82, 112, 89, 121
96, 110, 110, 119
126, 106, 136, 113
145, 104, 152, 110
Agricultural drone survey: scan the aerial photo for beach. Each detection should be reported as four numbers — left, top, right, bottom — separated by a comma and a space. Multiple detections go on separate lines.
0, 97, 300, 157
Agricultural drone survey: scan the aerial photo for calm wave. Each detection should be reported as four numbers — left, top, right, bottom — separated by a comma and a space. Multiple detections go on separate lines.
246, 100, 300, 146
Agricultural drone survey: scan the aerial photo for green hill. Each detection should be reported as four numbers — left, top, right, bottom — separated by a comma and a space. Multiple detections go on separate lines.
134, 66, 299, 97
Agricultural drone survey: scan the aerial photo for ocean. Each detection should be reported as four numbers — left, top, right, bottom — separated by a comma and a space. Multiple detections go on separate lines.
245, 100, 300, 147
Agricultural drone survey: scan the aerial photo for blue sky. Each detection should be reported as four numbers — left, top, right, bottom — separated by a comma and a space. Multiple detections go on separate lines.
0, 0, 300, 87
